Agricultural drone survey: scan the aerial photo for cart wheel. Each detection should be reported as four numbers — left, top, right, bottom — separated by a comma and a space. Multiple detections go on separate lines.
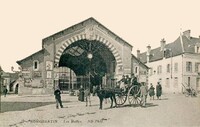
115, 92, 127, 105
128, 85, 141, 107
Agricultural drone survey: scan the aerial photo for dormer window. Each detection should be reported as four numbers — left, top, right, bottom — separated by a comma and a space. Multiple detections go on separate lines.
195, 44, 200, 53
197, 46, 200, 53
33, 60, 39, 71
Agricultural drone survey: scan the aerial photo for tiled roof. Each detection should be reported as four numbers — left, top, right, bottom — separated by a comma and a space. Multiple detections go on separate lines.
42, 17, 133, 48
17, 49, 44, 65
139, 35, 200, 63
132, 54, 149, 69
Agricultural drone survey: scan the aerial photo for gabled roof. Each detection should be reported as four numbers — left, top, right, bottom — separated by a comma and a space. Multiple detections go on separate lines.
42, 17, 133, 48
17, 49, 44, 65
132, 54, 149, 69
139, 35, 200, 63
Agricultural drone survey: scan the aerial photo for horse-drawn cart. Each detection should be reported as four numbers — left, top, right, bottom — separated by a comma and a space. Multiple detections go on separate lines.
95, 83, 142, 109
114, 85, 141, 106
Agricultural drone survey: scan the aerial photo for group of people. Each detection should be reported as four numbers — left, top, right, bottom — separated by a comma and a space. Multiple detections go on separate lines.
53, 74, 162, 109
118, 74, 139, 92
139, 82, 162, 107
118, 74, 163, 107
149, 82, 162, 100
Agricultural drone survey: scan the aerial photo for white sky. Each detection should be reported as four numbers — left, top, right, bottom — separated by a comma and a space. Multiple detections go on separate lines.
0, 0, 200, 72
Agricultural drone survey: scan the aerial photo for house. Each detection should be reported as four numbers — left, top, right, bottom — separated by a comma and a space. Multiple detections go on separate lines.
138, 30, 200, 93
131, 54, 149, 85
0, 66, 19, 94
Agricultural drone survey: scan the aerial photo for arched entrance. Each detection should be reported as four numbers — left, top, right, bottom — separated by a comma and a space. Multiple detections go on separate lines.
57, 39, 117, 90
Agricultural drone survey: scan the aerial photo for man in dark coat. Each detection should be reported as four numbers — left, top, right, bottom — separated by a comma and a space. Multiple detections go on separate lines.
156, 82, 162, 100
149, 83, 155, 100
54, 87, 63, 109
3, 86, 8, 97
130, 74, 139, 86
78, 85, 84, 101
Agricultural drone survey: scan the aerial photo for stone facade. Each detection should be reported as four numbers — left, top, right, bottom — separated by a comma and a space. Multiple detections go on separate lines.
139, 30, 200, 93
16, 18, 137, 95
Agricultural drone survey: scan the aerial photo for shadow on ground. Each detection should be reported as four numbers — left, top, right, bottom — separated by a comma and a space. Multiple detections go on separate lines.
102, 102, 159, 110
0, 101, 70, 113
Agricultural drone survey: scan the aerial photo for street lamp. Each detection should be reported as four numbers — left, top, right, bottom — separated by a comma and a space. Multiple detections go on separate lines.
87, 52, 93, 59
87, 52, 93, 90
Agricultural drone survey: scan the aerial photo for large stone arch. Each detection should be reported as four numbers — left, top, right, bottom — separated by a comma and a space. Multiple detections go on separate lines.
54, 34, 123, 73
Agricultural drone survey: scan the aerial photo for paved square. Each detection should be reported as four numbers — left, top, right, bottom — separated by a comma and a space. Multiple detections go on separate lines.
0, 94, 200, 127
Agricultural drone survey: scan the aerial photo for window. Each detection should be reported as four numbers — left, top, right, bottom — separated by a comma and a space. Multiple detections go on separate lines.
164, 49, 171, 58
186, 62, 192, 72
166, 78, 170, 88
195, 45, 200, 53
174, 77, 178, 88
157, 65, 162, 74
135, 66, 138, 74
33, 60, 39, 71
167, 64, 170, 73
174, 63, 178, 72
195, 62, 200, 72
197, 78, 200, 88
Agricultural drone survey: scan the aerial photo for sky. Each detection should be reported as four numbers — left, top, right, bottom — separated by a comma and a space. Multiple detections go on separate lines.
0, 0, 200, 72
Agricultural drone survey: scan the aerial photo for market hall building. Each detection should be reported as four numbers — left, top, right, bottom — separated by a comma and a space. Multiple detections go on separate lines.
16, 17, 148, 95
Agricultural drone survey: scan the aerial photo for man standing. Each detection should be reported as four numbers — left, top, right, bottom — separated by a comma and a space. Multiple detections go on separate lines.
140, 83, 148, 107
3, 86, 8, 97
156, 82, 162, 100
54, 87, 63, 109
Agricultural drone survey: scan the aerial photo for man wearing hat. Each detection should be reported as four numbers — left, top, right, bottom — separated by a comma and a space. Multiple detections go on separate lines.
54, 86, 63, 109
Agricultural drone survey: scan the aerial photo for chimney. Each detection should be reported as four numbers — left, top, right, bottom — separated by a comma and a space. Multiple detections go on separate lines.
183, 30, 191, 39
146, 45, 151, 63
137, 49, 140, 58
160, 38, 166, 51
146, 45, 151, 56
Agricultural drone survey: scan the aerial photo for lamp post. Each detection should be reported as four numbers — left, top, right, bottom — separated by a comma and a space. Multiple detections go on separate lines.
87, 52, 93, 90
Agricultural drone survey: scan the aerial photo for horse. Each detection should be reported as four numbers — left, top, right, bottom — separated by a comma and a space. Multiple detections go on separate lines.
84, 88, 91, 106
94, 86, 117, 110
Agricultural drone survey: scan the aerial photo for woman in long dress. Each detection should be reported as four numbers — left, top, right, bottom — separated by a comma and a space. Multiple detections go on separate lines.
149, 83, 155, 100
156, 82, 162, 100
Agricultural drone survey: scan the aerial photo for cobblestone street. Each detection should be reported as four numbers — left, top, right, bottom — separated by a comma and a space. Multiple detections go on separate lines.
0, 93, 200, 127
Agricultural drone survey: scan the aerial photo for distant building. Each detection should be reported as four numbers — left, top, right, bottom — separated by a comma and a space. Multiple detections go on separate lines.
0, 66, 19, 94
138, 30, 200, 93
131, 54, 149, 85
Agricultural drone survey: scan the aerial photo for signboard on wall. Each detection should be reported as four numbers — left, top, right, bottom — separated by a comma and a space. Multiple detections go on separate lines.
45, 79, 53, 88
46, 71, 52, 79
33, 71, 42, 78
46, 61, 53, 70
22, 70, 30, 79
